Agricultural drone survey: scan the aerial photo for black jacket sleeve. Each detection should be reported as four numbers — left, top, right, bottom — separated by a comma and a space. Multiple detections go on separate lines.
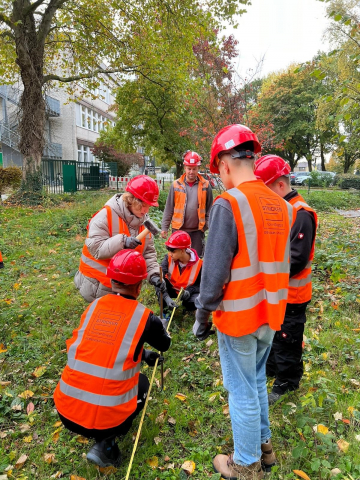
290, 209, 316, 277
134, 312, 171, 361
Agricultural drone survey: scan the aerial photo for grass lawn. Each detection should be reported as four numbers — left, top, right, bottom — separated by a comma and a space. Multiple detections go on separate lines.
0, 188, 360, 480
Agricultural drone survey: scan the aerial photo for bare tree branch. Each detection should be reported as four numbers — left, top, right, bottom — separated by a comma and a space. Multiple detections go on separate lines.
24, 0, 47, 16
37, 0, 69, 46
42, 67, 136, 84
0, 12, 14, 28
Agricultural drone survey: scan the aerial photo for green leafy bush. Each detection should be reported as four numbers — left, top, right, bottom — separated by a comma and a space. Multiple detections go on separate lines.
0, 166, 22, 193
333, 173, 360, 190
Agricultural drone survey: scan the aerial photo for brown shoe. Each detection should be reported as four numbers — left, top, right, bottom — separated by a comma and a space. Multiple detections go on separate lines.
261, 440, 276, 472
213, 454, 264, 480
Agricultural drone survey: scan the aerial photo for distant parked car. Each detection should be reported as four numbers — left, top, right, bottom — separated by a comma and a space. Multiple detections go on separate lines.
295, 172, 311, 185
290, 172, 297, 185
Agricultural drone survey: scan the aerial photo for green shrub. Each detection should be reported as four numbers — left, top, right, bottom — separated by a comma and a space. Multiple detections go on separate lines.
0, 166, 22, 193
156, 189, 168, 211
333, 173, 360, 190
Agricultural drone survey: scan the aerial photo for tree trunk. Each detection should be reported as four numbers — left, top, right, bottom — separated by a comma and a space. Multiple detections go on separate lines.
307, 157, 312, 172
320, 142, 326, 171
176, 161, 183, 178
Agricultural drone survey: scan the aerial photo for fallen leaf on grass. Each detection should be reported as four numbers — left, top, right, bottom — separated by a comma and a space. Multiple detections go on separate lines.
181, 461, 196, 475
293, 470, 311, 480
23, 435, 32, 443
0, 343, 7, 353
175, 393, 187, 402
52, 427, 62, 443
44, 453, 56, 464
355, 434, 360, 441
337, 439, 350, 453
18, 390, 34, 399
330, 468, 341, 476
165, 463, 175, 469
98, 466, 117, 474
164, 455, 171, 462
50, 472, 62, 478
32, 366, 46, 378
15, 454, 28, 470
350, 378, 360, 387
155, 411, 167, 424
206, 339, 213, 347
146, 456, 158, 469
222, 405, 229, 415
26, 402, 34, 414
168, 417, 176, 425
70, 476, 86, 480
341, 418, 350, 425
53, 421, 62, 427
76, 435, 89, 444
333, 412, 342, 421
154, 437, 161, 445
164, 368, 171, 378
316, 424, 329, 435
0, 432, 7, 439
0, 381, 11, 386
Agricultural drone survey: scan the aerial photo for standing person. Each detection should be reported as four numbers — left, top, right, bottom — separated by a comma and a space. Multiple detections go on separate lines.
161, 151, 213, 257
54, 250, 171, 468
254, 155, 317, 404
75, 175, 166, 302
0, 250, 3, 269
193, 124, 296, 479
155, 230, 202, 314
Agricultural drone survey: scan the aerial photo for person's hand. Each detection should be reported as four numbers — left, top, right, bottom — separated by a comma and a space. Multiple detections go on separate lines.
164, 295, 177, 309
142, 350, 164, 367
150, 275, 167, 294
182, 290, 191, 302
193, 310, 215, 340
161, 231, 168, 239
124, 236, 142, 249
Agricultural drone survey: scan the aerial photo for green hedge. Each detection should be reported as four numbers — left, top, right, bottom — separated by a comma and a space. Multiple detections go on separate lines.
334, 174, 360, 190
0, 166, 22, 194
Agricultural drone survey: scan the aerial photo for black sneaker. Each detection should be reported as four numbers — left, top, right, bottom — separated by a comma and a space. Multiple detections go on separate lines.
0, 262, 4, 269
268, 391, 283, 406
86, 438, 121, 468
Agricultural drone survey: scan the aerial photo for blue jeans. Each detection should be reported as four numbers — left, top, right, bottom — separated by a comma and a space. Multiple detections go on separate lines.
217, 324, 275, 466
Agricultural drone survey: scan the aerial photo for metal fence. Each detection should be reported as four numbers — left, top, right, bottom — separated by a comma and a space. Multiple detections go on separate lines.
41, 159, 118, 194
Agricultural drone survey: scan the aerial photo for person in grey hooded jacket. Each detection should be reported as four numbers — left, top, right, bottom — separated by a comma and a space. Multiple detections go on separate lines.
74, 175, 165, 302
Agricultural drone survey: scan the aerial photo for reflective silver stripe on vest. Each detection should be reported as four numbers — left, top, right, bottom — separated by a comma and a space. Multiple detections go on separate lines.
109, 207, 120, 236
174, 208, 183, 213
174, 187, 185, 193
187, 262, 200, 287
292, 201, 310, 210
227, 188, 290, 282
289, 272, 312, 288
67, 299, 146, 380
168, 257, 175, 276
80, 254, 107, 273
59, 378, 138, 407
219, 288, 289, 312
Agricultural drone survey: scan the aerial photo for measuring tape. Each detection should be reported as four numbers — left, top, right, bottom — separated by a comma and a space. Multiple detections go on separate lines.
124, 287, 184, 480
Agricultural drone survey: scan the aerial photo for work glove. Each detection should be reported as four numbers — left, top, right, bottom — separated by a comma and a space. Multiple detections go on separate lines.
193, 309, 216, 341
182, 290, 191, 302
142, 349, 164, 367
124, 236, 142, 249
150, 275, 167, 294
164, 294, 177, 309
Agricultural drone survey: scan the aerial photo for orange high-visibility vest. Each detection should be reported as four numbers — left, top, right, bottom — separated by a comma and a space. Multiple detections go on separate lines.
171, 174, 209, 231
0, 251, 3, 262
79, 206, 150, 288
54, 295, 150, 430
287, 194, 318, 304
213, 180, 296, 337
166, 255, 202, 292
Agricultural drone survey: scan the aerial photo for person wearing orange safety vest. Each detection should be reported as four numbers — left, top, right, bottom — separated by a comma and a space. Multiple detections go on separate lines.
54, 250, 171, 468
155, 230, 202, 314
193, 125, 296, 480
0, 250, 3, 269
74, 175, 165, 303
161, 151, 213, 257
255, 155, 317, 405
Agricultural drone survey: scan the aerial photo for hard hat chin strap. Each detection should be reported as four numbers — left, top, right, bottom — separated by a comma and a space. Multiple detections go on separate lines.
230, 149, 255, 160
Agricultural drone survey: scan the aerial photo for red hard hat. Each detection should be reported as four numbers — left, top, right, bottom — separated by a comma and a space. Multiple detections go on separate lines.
254, 155, 291, 185
183, 150, 202, 166
126, 175, 159, 207
107, 249, 148, 284
210, 124, 261, 174
165, 230, 191, 249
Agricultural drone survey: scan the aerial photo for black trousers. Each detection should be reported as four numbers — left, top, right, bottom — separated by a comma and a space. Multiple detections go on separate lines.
266, 303, 307, 394
164, 278, 197, 312
57, 373, 149, 442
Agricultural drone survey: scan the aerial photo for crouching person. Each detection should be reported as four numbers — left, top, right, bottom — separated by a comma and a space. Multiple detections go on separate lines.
156, 231, 202, 314
53, 249, 171, 468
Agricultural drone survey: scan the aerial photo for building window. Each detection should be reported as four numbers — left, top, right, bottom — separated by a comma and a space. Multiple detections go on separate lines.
77, 144, 94, 163
76, 103, 114, 133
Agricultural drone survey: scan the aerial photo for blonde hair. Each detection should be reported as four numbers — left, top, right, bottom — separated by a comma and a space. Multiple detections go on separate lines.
122, 192, 143, 210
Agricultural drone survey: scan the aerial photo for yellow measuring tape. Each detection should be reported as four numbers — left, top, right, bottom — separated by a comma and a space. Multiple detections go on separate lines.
124, 288, 184, 480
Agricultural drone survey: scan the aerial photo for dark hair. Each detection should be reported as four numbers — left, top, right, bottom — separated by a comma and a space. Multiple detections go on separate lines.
234, 141, 255, 153
111, 279, 142, 288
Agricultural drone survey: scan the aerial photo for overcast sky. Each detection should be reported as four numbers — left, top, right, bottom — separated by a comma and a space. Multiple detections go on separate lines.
224, 0, 331, 78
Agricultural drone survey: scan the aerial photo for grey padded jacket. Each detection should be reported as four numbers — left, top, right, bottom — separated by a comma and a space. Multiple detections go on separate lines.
74, 194, 160, 302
